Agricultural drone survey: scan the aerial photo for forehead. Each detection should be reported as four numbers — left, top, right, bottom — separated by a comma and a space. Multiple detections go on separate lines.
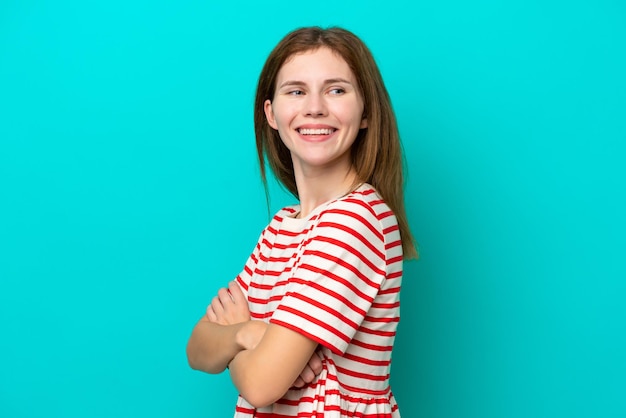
277, 47, 356, 82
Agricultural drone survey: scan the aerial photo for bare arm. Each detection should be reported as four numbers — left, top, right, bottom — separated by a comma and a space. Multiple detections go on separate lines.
228, 323, 319, 408
187, 280, 323, 401
292, 350, 323, 388
186, 281, 266, 373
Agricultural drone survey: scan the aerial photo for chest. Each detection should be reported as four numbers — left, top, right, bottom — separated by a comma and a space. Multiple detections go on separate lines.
248, 224, 309, 319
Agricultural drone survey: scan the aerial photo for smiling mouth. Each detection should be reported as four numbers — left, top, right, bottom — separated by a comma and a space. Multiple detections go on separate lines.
297, 128, 336, 135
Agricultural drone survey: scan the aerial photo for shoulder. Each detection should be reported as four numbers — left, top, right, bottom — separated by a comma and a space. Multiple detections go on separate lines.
260, 205, 299, 233
321, 183, 396, 227
315, 184, 396, 248
272, 205, 300, 222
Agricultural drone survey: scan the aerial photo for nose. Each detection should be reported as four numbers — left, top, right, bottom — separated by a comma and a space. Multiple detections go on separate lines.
304, 93, 327, 117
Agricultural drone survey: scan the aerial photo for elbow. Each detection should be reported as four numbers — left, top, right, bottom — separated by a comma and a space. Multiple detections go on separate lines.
235, 370, 287, 408
186, 338, 223, 374
186, 354, 200, 372
246, 398, 274, 410
240, 386, 284, 409
229, 354, 300, 407
186, 340, 201, 371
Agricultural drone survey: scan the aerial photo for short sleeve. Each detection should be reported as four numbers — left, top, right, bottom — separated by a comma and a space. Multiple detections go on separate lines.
235, 229, 265, 300
270, 199, 388, 355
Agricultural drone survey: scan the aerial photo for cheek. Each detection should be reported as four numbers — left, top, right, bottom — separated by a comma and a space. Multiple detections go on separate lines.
272, 111, 294, 143
275, 117, 291, 135
336, 101, 365, 125
273, 106, 296, 130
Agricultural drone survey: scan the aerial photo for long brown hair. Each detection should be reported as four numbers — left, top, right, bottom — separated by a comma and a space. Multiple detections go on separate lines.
254, 26, 417, 259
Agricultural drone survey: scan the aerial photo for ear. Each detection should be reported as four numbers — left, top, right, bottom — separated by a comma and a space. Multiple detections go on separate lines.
264, 99, 278, 130
360, 116, 368, 129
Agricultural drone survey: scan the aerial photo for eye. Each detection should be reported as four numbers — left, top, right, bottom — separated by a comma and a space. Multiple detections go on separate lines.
329, 88, 345, 95
288, 90, 304, 96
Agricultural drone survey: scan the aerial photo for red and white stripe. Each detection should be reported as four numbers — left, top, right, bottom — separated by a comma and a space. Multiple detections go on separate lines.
234, 184, 403, 417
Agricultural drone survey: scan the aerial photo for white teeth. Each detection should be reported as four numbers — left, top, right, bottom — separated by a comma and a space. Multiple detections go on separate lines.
299, 128, 334, 135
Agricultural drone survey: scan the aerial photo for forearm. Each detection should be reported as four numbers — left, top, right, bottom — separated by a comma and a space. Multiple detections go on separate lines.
229, 350, 275, 406
228, 324, 318, 408
186, 318, 247, 374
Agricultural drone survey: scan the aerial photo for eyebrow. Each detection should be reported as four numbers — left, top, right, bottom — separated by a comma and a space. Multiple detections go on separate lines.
278, 78, 353, 89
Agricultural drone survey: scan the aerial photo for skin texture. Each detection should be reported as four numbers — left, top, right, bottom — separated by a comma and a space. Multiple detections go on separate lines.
187, 47, 366, 408
187, 282, 324, 407
206, 283, 323, 388
264, 46, 367, 217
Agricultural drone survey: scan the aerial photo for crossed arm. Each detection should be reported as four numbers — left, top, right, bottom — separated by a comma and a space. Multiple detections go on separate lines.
186, 281, 323, 408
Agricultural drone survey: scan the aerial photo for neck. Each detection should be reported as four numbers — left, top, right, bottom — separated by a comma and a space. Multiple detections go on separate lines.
294, 162, 359, 218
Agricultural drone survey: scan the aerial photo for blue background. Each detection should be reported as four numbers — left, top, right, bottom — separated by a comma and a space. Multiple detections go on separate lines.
1, 1, 625, 417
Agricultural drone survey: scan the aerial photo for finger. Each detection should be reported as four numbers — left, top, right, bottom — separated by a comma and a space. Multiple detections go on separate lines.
211, 295, 224, 315
299, 365, 315, 384
206, 306, 217, 322
228, 281, 246, 304
292, 377, 305, 388
308, 352, 323, 375
218, 288, 233, 305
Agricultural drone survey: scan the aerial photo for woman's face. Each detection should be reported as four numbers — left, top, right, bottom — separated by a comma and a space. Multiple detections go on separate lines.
264, 47, 367, 176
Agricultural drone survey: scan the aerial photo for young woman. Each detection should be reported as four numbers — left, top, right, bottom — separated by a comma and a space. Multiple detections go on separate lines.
187, 26, 417, 417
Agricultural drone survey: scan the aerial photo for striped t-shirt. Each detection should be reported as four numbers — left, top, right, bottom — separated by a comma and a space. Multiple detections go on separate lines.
234, 183, 403, 417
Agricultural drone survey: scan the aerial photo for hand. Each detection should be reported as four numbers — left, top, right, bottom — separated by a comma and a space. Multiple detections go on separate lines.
236, 320, 268, 351
292, 349, 323, 388
207, 281, 250, 325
